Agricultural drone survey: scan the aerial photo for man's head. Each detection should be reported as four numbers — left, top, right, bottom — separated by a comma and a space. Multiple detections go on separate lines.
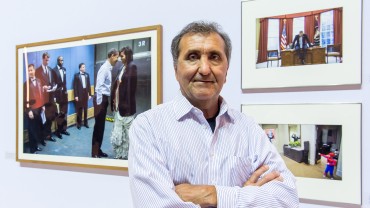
42, 52, 50, 66
120, 46, 133, 65
28, 64, 35, 78
79, 63, 85, 73
57, 56, 64, 67
107, 48, 119, 66
171, 21, 231, 106
299, 31, 304, 36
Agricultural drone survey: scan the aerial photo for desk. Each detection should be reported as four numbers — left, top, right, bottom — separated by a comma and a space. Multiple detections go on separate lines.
281, 47, 326, 67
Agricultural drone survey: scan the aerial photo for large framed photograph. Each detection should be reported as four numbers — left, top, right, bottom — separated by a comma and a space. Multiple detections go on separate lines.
16, 25, 162, 170
242, 103, 361, 205
241, 0, 362, 91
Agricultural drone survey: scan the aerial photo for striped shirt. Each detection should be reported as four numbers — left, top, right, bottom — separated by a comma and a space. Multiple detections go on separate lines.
129, 93, 299, 208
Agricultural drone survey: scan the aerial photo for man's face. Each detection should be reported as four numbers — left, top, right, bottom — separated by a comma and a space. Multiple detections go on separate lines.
109, 53, 119, 66
175, 32, 229, 104
28, 66, 35, 78
80, 64, 86, 73
43, 55, 50, 66
299, 31, 303, 37
58, 57, 64, 67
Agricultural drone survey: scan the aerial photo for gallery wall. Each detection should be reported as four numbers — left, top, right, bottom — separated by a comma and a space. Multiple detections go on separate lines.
0, 0, 368, 207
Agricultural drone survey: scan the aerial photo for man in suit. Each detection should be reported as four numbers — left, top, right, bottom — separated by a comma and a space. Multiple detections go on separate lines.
91, 48, 119, 158
73, 63, 92, 130
35, 52, 56, 142
24, 64, 45, 153
53, 56, 70, 139
292, 31, 312, 64
110, 46, 137, 159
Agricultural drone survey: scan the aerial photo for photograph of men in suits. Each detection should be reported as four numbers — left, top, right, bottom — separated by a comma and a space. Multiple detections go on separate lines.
73, 63, 92, 130
24, 64, 45, 153
292, 31, 312, 64
53, 56, 70, 139
35, 52, 57, 143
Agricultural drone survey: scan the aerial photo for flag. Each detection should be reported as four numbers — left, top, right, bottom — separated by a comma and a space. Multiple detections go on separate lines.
280, 21, 287, 50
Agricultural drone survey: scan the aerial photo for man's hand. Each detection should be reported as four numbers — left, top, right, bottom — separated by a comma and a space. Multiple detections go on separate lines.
175, 184, 217, 207
244, 165, 283, 187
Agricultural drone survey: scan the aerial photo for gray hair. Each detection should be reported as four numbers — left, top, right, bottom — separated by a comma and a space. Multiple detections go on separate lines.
107, 48, 118, 58
170, 21, 232, 67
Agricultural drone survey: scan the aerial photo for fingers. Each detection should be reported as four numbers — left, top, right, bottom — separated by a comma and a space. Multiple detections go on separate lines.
255, 171, 281, 186
243, 165, 283, 187
244, 165, 269, 186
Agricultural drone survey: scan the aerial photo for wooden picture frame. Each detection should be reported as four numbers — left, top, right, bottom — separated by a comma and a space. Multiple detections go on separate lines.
16, 25, 162, 170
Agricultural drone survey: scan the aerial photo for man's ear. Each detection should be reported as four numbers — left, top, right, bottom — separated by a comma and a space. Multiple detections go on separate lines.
174, 66, 179, 81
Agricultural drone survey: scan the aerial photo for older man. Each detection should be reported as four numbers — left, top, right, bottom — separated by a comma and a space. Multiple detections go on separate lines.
129, 21, 299, 207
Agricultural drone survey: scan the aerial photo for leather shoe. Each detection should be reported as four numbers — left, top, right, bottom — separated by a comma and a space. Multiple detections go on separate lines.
99, 152, 108, 157
48, 136, 56, 142
56, 133, 63, 139
61, 131, 70, 136
77, 125, 81, 130
84, 124, 89, 128
36, 147, 42, 151
40, 140, 46, 146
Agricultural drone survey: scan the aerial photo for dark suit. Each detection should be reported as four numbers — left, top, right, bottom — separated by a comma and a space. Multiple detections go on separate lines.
292, 34, 311, 64
35, 65, 56, 140
73, 72, 91, 127
53, 66, 68, 134
111, 62, 137, 117
24, 78, 44, 153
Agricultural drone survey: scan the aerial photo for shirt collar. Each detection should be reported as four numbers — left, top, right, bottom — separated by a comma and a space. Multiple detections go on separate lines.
172, 91, 235, 123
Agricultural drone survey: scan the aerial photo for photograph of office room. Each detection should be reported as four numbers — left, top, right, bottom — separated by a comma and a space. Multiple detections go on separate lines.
255, 7, 343, 68
262, 124, 342, 180
21, 38, 152, 159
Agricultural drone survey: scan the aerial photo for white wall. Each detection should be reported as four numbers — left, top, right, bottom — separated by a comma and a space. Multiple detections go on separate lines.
1, 0, 369, 207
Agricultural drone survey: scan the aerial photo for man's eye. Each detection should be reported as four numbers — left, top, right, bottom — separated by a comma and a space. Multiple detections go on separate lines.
188, 54, 199, 60
210, 54, 220, 60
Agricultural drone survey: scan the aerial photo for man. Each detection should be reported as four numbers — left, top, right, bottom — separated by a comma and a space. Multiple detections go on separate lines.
35, 52, 57, 143
73, 63, 92, 130
292, 30, 311, 64
91, 48, 119, 158
24, 64, 45, 153
129, 21, 299, 207
53, 56, 70, 139
110, 46, 137, 160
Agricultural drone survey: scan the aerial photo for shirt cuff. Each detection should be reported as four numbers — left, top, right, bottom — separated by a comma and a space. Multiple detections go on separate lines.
97, 93, 102, 105
215, 186, 239, 208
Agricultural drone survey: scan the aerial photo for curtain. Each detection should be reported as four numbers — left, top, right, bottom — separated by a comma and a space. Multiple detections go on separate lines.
286, 18, 293, 45
257, 18, 268, 64
304, 15, 315, 43
333, 8, 343, 46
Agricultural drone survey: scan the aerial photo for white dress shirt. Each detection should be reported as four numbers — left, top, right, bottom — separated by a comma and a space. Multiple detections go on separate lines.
129, 93, 299, 208
95, 60, 112, 105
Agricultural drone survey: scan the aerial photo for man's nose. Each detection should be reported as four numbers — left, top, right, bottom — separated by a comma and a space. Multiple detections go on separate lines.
198, 57, 211, 75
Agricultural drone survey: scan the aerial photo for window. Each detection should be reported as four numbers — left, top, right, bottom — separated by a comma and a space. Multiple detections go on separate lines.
320, 10, 334, 48
292, 17, 305, 38
267, 19, 279, 51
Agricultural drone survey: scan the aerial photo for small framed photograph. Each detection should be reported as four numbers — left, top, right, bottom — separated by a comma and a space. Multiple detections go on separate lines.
16, 25, 162, 170
241, 0, 362, 90
241, 103, 361, 205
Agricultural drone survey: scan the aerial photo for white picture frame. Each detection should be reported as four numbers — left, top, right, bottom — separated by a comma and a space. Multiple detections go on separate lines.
241, 0, 362, 91
241, 103, 361, 205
